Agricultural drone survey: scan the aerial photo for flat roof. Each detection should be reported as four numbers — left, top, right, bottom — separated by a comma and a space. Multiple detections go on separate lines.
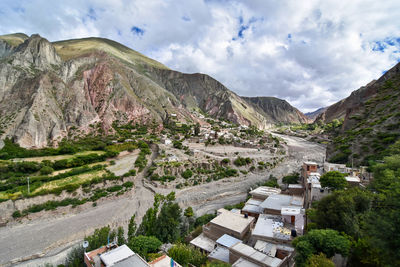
288, 184, 303, 189
304, 161, 318, 165
249, 186, 281, 198
242, 204, 263, 214
216, 234, 242, 248
281, 206, 301, 216
252, 214, 292, 241
260, 194, 302, 210
210, 209, 255, 235
345, 176, 361, 182
149, 254, 182, 267
246, 198, 263, 206
208, 246, 230, 263
113, 255, 149, 267
230, 243, 282, 267
232, 258, 260, 267
254, 240, 277, 257
190, 233, 216, 253
100, 245, 135, 266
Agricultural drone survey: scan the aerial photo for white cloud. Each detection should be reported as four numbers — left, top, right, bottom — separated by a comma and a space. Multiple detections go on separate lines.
0, 0, 399, 112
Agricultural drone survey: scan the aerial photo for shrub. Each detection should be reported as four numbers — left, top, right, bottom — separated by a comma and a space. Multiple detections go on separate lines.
106, 185, 123, 192
123, 181, 134, 188
181, 169, 193, 179
12, 210, 22, 218
221, 158, 230, 164
39, 166, 54, 175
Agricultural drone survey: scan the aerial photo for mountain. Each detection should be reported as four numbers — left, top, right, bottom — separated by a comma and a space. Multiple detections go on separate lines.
0, 33, 305, 148
243, 96, 309, 124
305, 107, 327, 122
320, 62, 400, 165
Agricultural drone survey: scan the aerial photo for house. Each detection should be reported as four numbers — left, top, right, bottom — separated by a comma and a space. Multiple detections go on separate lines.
241, 198, 264, 218
149, 254, 182, 267
208, 234, 242, 263
345, 176, 361, 186
84, 244, 149, 267
191, 209, 255, 252
302, 161, 318, 182
249, 186, 281, 201
287, 184, 303, 196
260, 194, 303, 215
189, 233, 216, 253
229, 242, 289, 267
304, 172, 331, 207
164, 139, 172, 145
251, 214, 297, 245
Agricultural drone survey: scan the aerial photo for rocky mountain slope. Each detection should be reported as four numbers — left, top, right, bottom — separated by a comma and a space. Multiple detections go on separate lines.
243, 96, 309, 124
305, 107, 327, 121
0, 33, 304, 148
319, 62, 400, 165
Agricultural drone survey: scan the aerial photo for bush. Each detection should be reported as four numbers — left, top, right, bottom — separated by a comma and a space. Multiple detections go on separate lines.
181, 169, 193, 179
123, 181, 134, 188
39, 166, 54, 175
12, 210, 22, 218
106, 185, 123, 192
233, 156, 252, 166
122, 169, 136, 177
221, 158, 230, 164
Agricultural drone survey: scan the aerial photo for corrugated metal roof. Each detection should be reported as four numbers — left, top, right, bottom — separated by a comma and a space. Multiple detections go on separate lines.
260, 194, 293, 210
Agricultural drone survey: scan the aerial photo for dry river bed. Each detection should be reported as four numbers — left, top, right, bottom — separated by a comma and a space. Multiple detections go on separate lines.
0, 134, 325, 267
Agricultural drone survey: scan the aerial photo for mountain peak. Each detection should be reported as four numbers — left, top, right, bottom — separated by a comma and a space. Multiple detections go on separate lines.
11, 34, 61, 69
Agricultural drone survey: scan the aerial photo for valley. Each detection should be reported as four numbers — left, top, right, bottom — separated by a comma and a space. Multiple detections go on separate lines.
0, 133, 325, 266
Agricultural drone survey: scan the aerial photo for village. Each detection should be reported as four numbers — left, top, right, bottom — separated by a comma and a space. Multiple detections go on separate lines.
81, 159, 371, 267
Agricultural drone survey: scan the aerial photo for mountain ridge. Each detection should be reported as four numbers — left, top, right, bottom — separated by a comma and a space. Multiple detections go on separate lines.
0, 33, 307, 148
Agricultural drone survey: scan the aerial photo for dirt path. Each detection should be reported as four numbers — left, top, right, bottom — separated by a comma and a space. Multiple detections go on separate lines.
0, 135, 325, 266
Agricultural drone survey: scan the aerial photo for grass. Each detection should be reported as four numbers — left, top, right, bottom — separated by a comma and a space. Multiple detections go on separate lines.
12, 150, 106, 162
0, 33, 28, 47
52, 37, 169, 70
32, 170, 106, 194
51, 161, 108, 176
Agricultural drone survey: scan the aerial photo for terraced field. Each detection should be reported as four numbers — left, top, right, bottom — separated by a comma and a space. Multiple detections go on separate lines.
11, 151, 106, 162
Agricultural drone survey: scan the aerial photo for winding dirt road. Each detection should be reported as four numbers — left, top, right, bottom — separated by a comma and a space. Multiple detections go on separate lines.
0, 135, 325, 266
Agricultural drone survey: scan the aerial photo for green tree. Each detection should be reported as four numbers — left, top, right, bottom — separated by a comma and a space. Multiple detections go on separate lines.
168, 243, 207, 267
194, 123, 200, 136
364, 155, 400, 265
117, 226, 126, 246
293, 229, 350, 267
40, 166, 54, 175
85, 226, 116, 251
319, 171, 347, 190
306, 253, 334, 267
154, 192, 182, 243
181, 169, 193, 179
128, 215, 137, 242
136, 194, 162, 236
64, 245, 85, 267
128, 235, 162, 260
282, 172, 299, 184
184, 207, 194, 217
313, 188, 372, 237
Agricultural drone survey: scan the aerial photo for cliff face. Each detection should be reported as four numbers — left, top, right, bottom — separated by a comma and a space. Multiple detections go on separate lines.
322, 62, 400, 165
0, 34, 288, 148
243, 96, 309, 124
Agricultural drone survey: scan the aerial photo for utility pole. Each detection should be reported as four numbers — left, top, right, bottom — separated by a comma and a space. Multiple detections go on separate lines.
27, 177, 30, 195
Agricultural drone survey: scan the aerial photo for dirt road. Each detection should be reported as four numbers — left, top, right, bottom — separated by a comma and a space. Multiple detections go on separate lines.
0, 135, 325, 266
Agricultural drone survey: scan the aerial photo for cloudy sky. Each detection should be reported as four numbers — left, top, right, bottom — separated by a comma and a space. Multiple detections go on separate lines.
1, 0, 400, 112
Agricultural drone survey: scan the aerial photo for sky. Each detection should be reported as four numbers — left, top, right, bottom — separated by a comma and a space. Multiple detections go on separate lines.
1, 0, 400, 112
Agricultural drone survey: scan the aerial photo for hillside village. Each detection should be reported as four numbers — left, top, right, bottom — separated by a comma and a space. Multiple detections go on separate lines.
76, 159, 371, 267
